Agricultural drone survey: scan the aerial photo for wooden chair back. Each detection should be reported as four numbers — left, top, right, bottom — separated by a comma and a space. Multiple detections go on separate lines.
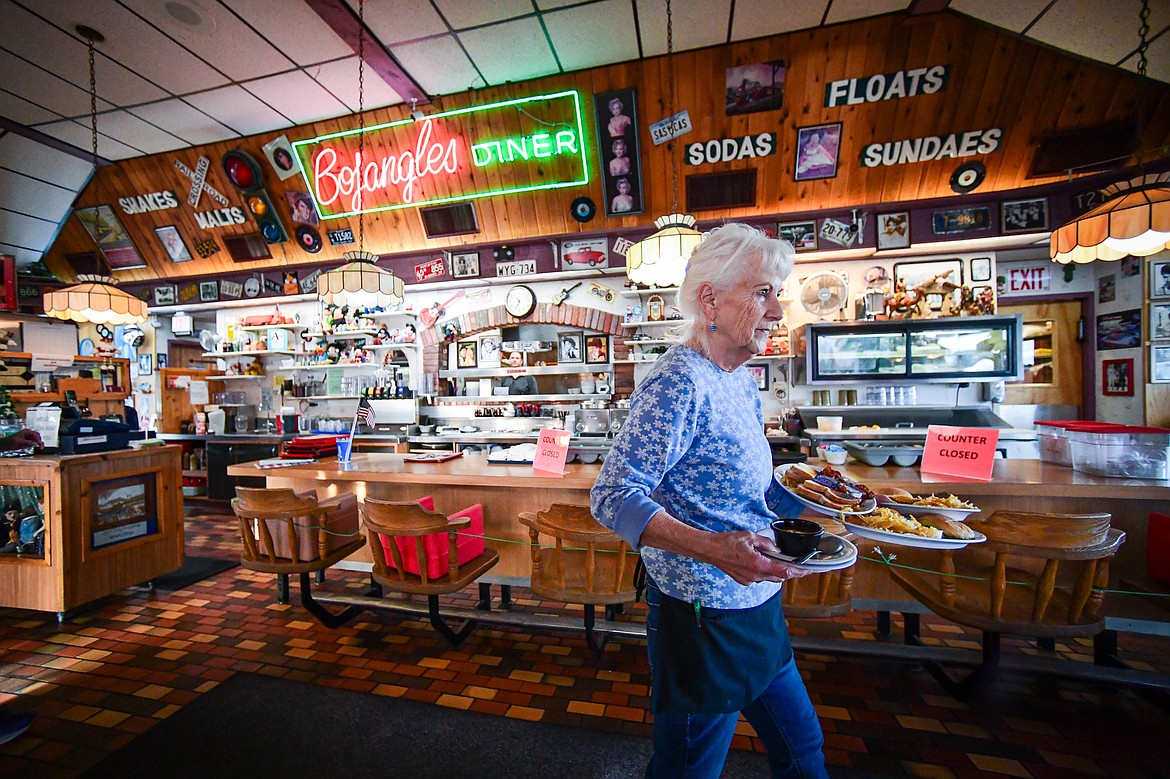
518, 504, 636, 606
890, 510, 1126, 638
232, 487, 364, 573
782, 567, 855, 618
363, 497, 498, 595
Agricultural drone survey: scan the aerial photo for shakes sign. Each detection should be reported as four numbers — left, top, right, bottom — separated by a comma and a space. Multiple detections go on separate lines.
292, 90, 589, 220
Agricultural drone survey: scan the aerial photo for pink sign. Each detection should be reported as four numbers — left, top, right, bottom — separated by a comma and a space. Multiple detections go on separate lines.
920, 425, 1000, 480
415, 257, 445, 282
532, 428, 571, 477
1007, 266, 1049, 293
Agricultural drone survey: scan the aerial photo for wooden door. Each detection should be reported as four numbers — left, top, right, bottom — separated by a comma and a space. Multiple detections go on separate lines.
1000, 300, 1083, 410
169, 339, 208, 369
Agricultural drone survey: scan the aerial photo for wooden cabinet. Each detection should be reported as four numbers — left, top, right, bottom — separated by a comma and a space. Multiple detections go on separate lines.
0, 446, 183, 617
3, 354, 130, 419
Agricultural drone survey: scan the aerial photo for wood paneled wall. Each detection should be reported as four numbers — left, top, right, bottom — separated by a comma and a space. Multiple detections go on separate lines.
44, 11, 1170, 284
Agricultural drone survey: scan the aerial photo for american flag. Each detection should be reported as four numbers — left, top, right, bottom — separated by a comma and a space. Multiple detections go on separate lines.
356, 396, 376, 426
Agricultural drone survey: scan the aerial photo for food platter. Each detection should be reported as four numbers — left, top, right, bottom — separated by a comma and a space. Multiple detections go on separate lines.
875, 495, 981, 521
759, 534, 858, 572
841, 520, 986, 549
774, 464, 877, 517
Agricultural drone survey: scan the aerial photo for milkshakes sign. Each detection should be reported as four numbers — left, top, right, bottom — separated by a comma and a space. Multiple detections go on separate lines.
292, 90, 589, 219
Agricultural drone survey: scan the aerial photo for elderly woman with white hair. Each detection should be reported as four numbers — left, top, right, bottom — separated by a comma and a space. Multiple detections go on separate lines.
592, 223, 828, 778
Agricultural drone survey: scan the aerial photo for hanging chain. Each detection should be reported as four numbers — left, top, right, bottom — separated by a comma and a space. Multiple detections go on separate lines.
1133, 0, 1151, 173
357, 0, 366, 253
667, 0, 678, 214
87, 33, 98, 167
1138, 0, 1150, 77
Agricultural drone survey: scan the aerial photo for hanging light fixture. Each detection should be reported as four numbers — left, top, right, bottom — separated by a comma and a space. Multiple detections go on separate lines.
625, 0, 702, 288
42, 26, 148, 325
315, 0, 404, 309
1050, 0, 1170, 264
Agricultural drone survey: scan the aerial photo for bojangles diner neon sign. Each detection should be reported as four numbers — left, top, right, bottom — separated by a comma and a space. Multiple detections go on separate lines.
291, 90, 588, 219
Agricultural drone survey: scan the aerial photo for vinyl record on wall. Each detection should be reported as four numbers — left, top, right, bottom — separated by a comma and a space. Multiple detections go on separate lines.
296, 225, 322, 254
570, 196, 596, 223
950, 161, 986, 194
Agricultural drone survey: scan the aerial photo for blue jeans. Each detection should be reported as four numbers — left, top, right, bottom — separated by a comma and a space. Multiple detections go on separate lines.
644, 586, 828, 779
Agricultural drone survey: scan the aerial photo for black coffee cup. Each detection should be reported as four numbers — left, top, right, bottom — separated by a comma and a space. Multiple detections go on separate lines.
771, 518, 824, 559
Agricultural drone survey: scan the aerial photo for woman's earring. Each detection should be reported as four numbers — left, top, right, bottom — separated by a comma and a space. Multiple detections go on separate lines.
709, 323, 716, 331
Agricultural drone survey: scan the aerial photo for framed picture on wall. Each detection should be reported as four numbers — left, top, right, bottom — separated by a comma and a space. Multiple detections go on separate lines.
794, 122, 841, 181
1151, 345, 1170, 383
152, 285, 176, 306
585, 334, 610, 364
451, 252, 480, 279
154, 225, 193, 263
778, 221, 817, 252
1151, 259, 1170, 299
746, 363, 769, 391
970, 257, 992, 283
1001, 198, 1048, 233
478, 334, 501, 367
1152, 301, 1170, 340
199, 280, 219, 302
893, 258, 963, 293
876, 212, 910, 250
594, 88, 644, 217
558, 331, 583, 364
1102, 358, 1134, 396
88, 472, 158, 550
456, 340, 478, 368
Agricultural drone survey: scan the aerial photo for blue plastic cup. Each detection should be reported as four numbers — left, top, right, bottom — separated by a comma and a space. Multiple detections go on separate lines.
336, 438, 352, 463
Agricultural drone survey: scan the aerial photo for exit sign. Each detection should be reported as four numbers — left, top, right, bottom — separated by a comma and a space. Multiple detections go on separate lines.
1007, 266, 1050, 293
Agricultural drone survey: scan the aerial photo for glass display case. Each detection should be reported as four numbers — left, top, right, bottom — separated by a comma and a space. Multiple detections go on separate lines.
805, 315, 1022, 383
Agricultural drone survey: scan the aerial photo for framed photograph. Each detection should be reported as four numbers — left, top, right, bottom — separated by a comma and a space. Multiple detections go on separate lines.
876, 212, 910, 250
286, 191, 319, 226
794, 123, 841, 181
1121, 255, 1141, 278
893, 259, 963, 294
456, 340, 478, 368
156, 353, 167, 370
154, 225, 192, 263
558, 331, 583, 364
87, 472, 158, 551
594, 88, 644, 217
1098, 273, 1116, 304
451, 252, 480, 279
74, 205, 146, 270
1001, 198, 1048, 233
746, 363, 769, 391
478, 334, 501, 367
152, 285, 176, 306
198, 280, 218, 302
1151, 260, 1170, 299
969, 257, 992, 283
585, 335, 610, 364
1097, 309, 1142, 350
1152, 302, 1170, 340
725, 60, 786, 116
1102, 358, 1135, 396
778, 221, 817, 252
262, 134, 300, 180
137, 353, 152, 376
1153, 345, 1170, 383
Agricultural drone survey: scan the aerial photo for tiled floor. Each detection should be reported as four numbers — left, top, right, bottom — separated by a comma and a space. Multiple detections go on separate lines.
1, 503, 1169, 778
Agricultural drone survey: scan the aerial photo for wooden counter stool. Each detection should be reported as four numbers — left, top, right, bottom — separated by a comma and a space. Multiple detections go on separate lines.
518, 504, 637, 654
363, 497, 499, 647
784, 517, 855, 618
231, 487, 366, 626
889, 510, 1125, 698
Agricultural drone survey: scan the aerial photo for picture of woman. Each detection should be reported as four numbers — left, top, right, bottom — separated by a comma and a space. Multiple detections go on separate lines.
608, 139, 631, 177
794, 123, 841, 181
611, 178, 634, 213
607, 96, 632, 138
594, 88, 644, 217
457, 341, 477, 368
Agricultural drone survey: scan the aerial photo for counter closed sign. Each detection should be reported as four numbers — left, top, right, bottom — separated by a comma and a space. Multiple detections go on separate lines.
533, 428, 571, 476
920, 425, 999, 480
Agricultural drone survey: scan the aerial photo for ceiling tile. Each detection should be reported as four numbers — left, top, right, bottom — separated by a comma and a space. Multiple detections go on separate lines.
0, 206, 75, 248
636, 0, 731, 56
730, 0, 826, 40
458, 18, 559, 86
535, 0, 587, 9
227, 0, 354, 63
391, 35, 482, 96
0, 89, 62, 126
120, 0, 292, 82
309, 56, 404, 112
0, 134, 94, 187
31, 119, 142, 160
183, 85, 293, 136
950, 0, 1054, 33
0, 168, 79, 220
127, 99, 239, 146
356, 0, 449, 45
0, 50, 114, 120
243, 71, 350, 126
1028, 0, 1170, 69
432, 0, 535, 30
2, 2, 168, 107
1118, 28, 1170, 82
0, 240, 48, 266
825, 0, 905, 24
19, 0, 230, 95
87, 110, 189, 155
544, 0, 640, 72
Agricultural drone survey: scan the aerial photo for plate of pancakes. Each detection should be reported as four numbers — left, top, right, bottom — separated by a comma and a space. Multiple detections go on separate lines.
774, 463, 877, 517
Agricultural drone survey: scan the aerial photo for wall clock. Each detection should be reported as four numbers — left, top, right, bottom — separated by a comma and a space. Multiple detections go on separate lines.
505, 285, 537, 318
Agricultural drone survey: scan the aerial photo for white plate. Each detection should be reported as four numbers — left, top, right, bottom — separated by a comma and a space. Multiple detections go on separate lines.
759, 534, 858, 572
774, 464, 877, 517
875, 495, 981, 521
841, 520, 987, 549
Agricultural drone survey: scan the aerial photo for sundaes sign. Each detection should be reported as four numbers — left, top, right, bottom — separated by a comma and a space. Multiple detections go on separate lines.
292, 90, 588, 219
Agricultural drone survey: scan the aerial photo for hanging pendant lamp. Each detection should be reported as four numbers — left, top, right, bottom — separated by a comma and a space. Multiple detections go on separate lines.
626, 0, 701, 288
1050, 0, 1170, 264
43, 26, 148, 325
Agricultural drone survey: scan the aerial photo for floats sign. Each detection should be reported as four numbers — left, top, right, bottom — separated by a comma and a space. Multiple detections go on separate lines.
292, 90, 589, 219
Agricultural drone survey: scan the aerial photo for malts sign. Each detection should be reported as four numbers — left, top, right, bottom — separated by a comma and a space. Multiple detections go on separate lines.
292, 90, 589, 219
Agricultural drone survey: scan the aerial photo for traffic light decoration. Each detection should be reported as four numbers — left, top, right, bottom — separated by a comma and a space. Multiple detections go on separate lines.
222, 149, 288, 243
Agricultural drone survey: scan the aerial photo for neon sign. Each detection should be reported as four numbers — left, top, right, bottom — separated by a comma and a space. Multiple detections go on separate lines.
292, 90, 589, 219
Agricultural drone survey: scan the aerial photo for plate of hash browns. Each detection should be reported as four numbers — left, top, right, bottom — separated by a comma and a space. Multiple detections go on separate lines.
842, 506, 986, 549
874, 490, 981, 521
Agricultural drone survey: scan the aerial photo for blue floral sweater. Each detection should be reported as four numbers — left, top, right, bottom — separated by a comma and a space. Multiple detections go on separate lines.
591, 344, 803, 609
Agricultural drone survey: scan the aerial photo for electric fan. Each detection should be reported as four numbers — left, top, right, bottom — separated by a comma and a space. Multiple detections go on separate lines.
199, 329, 223, 353
800, 272, 848, 319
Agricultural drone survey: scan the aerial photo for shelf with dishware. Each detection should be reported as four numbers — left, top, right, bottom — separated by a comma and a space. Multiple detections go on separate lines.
438, 363, 613, 379
430, 393, 610, 404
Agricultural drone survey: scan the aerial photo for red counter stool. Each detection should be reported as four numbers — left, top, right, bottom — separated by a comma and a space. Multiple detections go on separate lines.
362, 496, 500, 646
231, 487, 366, 625
518, 504, 637, 654
889, 510, 1125, 698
